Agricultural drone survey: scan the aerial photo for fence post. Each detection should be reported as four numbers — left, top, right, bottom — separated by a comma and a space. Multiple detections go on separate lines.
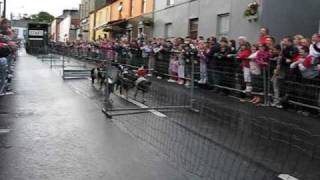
103, 59, 112, 113
190, 56, 199, 112
62, 53, 65, 79
50, 53, 53, 69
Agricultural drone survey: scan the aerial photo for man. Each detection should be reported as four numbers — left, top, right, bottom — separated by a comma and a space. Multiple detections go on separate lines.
206, 36, 221, 90
279, 37, 299, 79
272, 37, 299, 108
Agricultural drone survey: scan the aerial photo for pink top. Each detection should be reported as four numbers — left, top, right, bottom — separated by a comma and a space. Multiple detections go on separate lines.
255, 50, 270, 67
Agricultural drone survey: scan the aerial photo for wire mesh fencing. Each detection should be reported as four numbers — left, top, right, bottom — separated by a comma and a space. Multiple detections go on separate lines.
110, 81, 320, 180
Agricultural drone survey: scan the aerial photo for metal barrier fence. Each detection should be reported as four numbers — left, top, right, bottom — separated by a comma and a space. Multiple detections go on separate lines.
48, 44, 320, 112
44, 45, 320, 180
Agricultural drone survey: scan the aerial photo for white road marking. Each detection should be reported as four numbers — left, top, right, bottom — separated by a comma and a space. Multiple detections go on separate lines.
116, 94, 167, 118
278, 174, 299, 180
0, 129, 11, 134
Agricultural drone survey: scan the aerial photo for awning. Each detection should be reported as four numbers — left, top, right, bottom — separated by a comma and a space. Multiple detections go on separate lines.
107, 19, 127, 26
104, 19, 128, 32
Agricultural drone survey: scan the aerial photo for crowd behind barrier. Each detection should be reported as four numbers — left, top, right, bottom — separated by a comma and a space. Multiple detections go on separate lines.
48, 29, 320, 115
0, 18, 19, 95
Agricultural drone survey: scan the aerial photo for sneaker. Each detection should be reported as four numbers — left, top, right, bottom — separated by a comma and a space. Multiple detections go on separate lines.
157, 76, 162, 79
178, 80, 184, 85
185, 82, 191, 87
244, 86, 253, 93
168, 79, 176, 83
301, 111, 310, 117
271, 103, 283, 109
147, 74, 152, 77
198, 79, 203, 84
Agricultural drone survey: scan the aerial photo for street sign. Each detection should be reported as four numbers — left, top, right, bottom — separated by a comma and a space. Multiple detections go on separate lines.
29, 30, 44, 36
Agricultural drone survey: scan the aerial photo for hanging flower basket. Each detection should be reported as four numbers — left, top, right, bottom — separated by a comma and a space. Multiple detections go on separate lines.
244, 1, 259, 22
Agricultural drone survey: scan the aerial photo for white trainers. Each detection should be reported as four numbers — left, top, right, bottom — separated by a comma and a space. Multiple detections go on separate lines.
157, 76, 162, 79
244, 86, 253, 93
168, 79, 176, 83
147, 74, 152, 77
178, 80, 184, 85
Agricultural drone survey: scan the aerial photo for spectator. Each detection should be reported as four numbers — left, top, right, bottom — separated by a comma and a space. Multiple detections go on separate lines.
251, 44, 270, 104
271, 44, 283, 108
259, 27, 270, 45
237, 41, 252, 94
206, 36, 221, 90
294, 34, 304, 49
198, 42, 209, 84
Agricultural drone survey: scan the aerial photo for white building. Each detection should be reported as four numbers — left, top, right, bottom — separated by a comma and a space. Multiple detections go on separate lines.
56, 10, 80, 42
11, 19, 31, 40
59, 16, 72, 42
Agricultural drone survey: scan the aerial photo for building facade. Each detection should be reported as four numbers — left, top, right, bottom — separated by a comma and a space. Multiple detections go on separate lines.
57, 10, 80, 42
11, 19, 31, 40
107, 0, 154, 41
79, 0, 91, 41
153, 0, 320, 42
94, 5, 111, 40
50, 18, 63, 42
80, 0, 109, 41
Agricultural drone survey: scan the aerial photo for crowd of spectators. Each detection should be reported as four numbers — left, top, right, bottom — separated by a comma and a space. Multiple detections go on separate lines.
50, 27, 320, 114
0, 18, 19, 94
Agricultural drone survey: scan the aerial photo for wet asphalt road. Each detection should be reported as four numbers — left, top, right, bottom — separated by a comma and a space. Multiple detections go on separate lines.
0, 51, 192, 180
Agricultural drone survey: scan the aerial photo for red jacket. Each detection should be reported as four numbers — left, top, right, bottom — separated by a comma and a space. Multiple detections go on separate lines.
238, 49, 251, 68
259, 35, 268, 45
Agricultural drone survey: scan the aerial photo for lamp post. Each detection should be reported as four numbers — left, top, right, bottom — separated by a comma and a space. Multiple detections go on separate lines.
0, 1, 2, 18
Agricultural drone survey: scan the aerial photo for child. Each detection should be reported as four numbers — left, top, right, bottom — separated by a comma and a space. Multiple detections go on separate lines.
198, 42, 209, 84
168, 51, 179, 83
251, 44, 270, 104
177, 46, 185, 85
237, 42, 252, 94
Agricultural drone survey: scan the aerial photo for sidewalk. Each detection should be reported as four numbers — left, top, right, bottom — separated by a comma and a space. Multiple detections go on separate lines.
0, 51, 193, 180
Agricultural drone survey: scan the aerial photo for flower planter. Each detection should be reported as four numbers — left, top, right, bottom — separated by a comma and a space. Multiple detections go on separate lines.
246, 14, 258, 22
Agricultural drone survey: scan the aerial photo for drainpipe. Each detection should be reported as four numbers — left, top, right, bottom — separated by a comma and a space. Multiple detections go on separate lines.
151, 0, 155, 38
3, 0, 6, 18
93, 11, 97, 40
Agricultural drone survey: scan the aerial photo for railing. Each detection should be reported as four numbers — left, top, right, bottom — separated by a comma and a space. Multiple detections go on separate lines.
0, 53, 15, 95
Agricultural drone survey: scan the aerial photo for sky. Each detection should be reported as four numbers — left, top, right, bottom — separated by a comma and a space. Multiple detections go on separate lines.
6, 0, 81, 18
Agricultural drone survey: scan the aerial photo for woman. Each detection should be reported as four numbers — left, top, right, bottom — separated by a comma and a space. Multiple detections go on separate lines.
251, 44, 270, 104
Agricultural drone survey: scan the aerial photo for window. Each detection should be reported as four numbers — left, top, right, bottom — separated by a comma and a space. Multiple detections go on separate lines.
217, 13, 230, 37
142, 0, 147, 14
167, 0, 174, 6
189, 18, 198, 39
164, 23, 173, 39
